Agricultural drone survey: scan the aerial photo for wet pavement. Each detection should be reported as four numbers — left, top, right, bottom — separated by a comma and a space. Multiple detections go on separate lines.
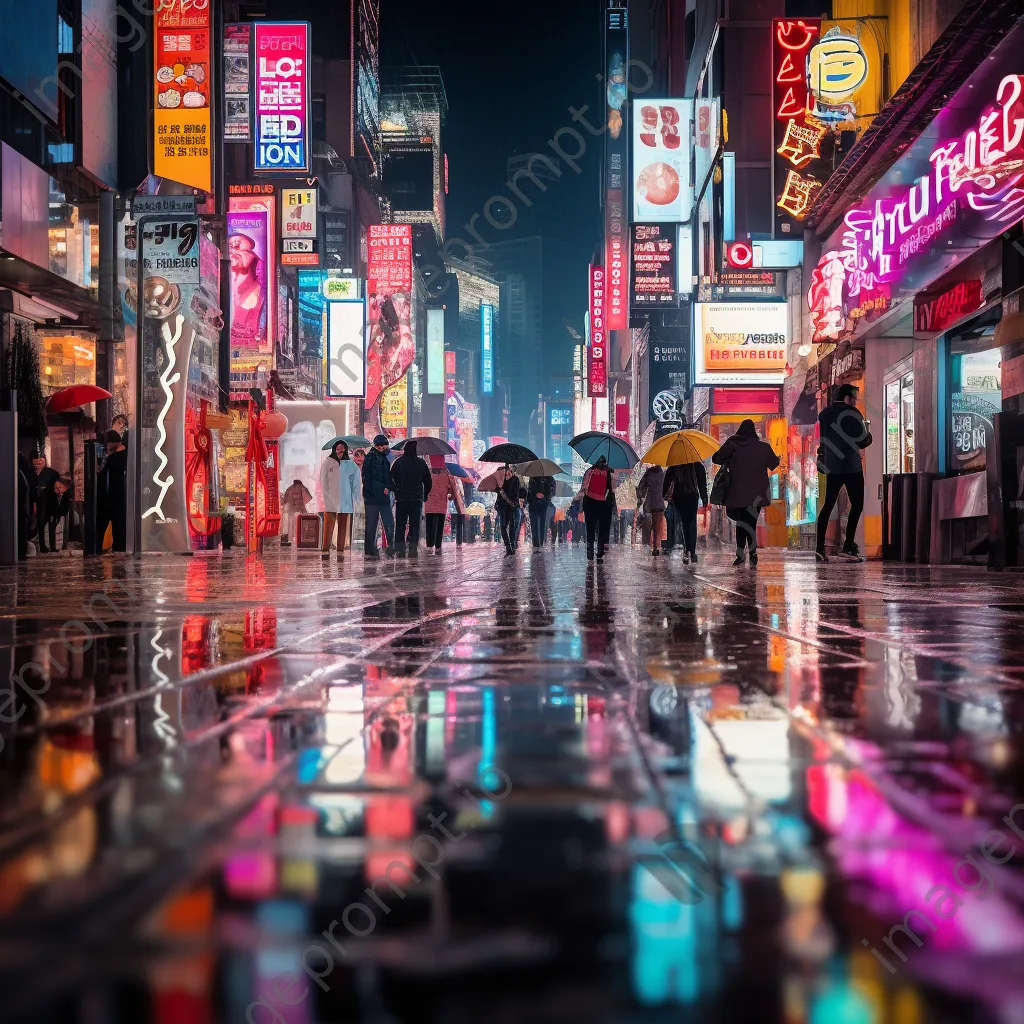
2, 544, 1024, 1023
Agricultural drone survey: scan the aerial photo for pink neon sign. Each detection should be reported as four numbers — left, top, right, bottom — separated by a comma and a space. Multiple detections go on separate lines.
808, 73, 1024, 340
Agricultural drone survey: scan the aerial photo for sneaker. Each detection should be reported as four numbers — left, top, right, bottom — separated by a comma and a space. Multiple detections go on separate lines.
815, 550, 829, 564
732, 554, 745, 567
651, 548, 659, 557
841, 543, 866, 562
689, 551, 698, 565
681, 552, 690, 565
749, 551, 758, 567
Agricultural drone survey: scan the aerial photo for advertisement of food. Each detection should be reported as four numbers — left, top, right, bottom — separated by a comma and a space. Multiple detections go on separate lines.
632, 99, 693, 223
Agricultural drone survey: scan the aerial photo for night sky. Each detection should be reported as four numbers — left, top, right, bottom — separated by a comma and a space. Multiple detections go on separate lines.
380, 0, 604, 305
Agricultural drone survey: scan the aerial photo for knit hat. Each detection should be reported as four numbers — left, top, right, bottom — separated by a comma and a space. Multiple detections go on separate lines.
373, 434, 389, 447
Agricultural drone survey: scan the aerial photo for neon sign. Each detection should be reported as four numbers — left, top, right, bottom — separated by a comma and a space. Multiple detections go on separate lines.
254, 22, 311, 173
589, 265, 607, 398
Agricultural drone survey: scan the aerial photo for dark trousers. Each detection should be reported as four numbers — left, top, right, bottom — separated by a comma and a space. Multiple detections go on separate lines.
528, 503, 548, 546
425, 513, 446, 549
497, 504, 516, 552
365, 502, 395, 555
451, 513, 464, 545
729, 507, 761, 551
97, 503, 127, 552
583, 496, 612, 556
395, 500, 422, 553
816, 472, 865, 552
674, 495, 700, 555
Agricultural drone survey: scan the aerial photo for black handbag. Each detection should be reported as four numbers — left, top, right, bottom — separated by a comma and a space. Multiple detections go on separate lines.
709, 455, 732, 506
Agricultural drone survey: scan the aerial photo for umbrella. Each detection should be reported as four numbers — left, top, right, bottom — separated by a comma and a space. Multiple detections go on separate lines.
321, 436, 347, 452
480, 442, 537, 464
642, 429, 719, 467
511, 458, 565, 477
46, 384, 112, 414
342, 435, 373, 449
476, 470, 502, 493
401, 436, 457, 456
464, 502, 487, 517
569, 431, 639, 470
447, 463, 474, 480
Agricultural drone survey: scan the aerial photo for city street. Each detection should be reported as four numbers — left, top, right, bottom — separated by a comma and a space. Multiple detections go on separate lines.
2, 546, 1023, 1022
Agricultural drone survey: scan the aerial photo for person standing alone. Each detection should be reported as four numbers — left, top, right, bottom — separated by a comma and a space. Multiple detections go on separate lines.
97, 430, 128, 552
816, 383, 872, 562
390, 439, 432, 556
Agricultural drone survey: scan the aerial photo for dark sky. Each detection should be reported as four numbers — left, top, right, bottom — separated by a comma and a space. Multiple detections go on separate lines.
380, 0, 604, 281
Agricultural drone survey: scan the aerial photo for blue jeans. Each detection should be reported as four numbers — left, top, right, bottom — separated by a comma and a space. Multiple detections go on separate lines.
528, 503, 548, 546
365, 502, 395, 555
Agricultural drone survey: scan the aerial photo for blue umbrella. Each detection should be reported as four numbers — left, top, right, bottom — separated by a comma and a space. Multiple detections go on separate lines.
569, 431, 639, 470
446, 463, 474, 479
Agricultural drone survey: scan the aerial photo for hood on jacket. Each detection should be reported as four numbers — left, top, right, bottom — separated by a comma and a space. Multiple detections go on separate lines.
405, 439, 418, 458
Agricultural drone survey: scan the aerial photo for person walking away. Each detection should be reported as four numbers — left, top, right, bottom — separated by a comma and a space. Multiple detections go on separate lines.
496, 466, 520, 555
97, 430, 128, 552
711, 420, 780, 567
816, 382, 872, 562
425, 455, 460, 553
281, 478, 312, 546
29, 450, 60, 553
528, 474, 554, 549
637, 464, 667, 556
319, 440, 345, 557
581, 456, 615, 561
352, 449, 367, 549
451, 480, 468, 546
390, 438, 432, 556
665, 461, 708, 564
362, 435, 396, 558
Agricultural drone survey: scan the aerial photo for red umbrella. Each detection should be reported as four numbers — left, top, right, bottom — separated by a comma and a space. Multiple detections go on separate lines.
46, 384, 113, 414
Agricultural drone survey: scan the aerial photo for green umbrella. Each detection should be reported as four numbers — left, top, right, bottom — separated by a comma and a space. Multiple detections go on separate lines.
322, 435, 373, 452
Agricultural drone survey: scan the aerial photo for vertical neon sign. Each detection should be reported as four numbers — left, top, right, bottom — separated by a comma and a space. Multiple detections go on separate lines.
589, 265, 608, 398
254, 22, 311, 173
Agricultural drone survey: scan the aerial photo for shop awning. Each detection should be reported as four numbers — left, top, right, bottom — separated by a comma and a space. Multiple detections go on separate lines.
806, 0, 1022, 238
0, 255, 101, 328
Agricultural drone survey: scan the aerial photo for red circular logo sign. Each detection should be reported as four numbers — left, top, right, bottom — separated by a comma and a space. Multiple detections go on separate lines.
726, 242, 753, 268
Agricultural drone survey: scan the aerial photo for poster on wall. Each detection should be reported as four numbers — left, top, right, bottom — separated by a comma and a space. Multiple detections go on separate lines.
648, 331, 689, 431
281, 188, 317, 238
326, 298, 366, 398
154, 0, 212, 194
365, 225, 414, 409
253, 22, 311, 174
380, 377, 409, 435
277, 402, 353, 514
632, 100, 693, 223
631, 224, 677, 307
223, 23, 251, 141
604, 4, 628, 331
693, 302, 788, 385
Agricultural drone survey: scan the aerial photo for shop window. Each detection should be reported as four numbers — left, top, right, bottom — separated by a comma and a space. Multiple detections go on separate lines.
949, 348, 1001, 474
787, 423, 819, 525
38, 333, 96, 391
885, 373, 915, 474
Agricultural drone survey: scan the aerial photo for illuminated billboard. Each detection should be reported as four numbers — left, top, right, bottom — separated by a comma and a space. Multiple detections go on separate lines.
588, 265, 607, 398
631, 224, 676, 307
327, 298, 366, 398
481, 303, 494, 395
154, 0, 212, 194
223, 23, 251, 141
604, 4, 628, 331
367, 224, 412, 295
693, 302, 788, 386
427, 307, 444, 394
281, 188, 317, 238
632, 100, 693, 223
254, 22, 311, 174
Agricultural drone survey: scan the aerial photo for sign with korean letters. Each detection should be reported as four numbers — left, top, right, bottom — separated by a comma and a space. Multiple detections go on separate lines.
281, 188, 317, 238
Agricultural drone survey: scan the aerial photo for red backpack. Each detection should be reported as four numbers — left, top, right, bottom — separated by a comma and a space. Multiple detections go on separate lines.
585, 468, 609, 501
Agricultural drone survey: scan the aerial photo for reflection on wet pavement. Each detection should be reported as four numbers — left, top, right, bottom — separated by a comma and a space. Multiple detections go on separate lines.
2, 547, 1024, 1022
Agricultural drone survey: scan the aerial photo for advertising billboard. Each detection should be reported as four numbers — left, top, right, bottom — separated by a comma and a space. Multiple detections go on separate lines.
367, 224, 412, 295
154, 0, 212, 194
588, 265, 607, 398
604, 4, 629, 332
223, 23, 251, 141
365, 292, 413, 410
649, 331, 690, 432
281, 188, 317, 238
631, 224, 677, 307
227, 194, 276, 399
427, 307, 445, 395
481, 302, 495, 395
547, 403, 573, 467
326, 298, 366, 398
381, 377, 409, 434
693, 303, 788, 386
355, 0, 380, 162
632, 100, 693, 223
254, 22, 311, 174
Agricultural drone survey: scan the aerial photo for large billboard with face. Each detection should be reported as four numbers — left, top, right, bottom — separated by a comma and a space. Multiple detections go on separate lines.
693, 302, 788, 386
254, 22, 311, 174
632, 100, 693, 223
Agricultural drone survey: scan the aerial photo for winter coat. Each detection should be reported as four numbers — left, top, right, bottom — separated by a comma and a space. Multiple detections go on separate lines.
282, 481, 312, 513
712, 433, 780, 509
338, 460, 361, 514
320, 456, 342, 514
361, 448, 393, 505
818, 401, 871, 475
425, 465, 460, 514
497, 474, 520, 509
527, 476, 554, 506
390, 450, 433, 501
664, 462, 708, 507
637, 466, 666, 514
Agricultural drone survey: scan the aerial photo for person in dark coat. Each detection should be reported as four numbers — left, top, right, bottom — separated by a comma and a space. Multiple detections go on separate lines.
580, 456, 615, 561
711, 420, 780, 567
496, 466, 520, 555
389, 438, 432, 556
29, 450, 60, 552
527, 475, 554, 548
664, 461, 708, 564
39, 476, 72, 553
637, 464, 667, 556
97, 430, 128, 552
816, 382, 872, 562
361, 434, 395, 557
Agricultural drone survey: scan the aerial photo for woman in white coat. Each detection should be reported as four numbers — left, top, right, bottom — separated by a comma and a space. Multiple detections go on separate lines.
320, 440, 361, 556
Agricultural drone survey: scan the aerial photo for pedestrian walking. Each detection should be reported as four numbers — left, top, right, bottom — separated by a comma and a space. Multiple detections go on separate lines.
320, 439, 358, 557
495, 466, 520, 555
29, 450, 61, 553
664, 461, 708, 564
362, 435, 396, 558
711, 420, 780, 566
97, 431, 128, 552
281, 478, 313, 546
527, 474, 554, 548
390, 438, 432, 556
425, 455, 462, 553
816, 382, 872, 562
581, 455, 615, 561
637, 464, 667, 556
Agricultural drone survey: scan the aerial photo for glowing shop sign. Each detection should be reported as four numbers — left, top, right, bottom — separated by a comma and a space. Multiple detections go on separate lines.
588, 265, 607, 398
480, 302, 494, 395
254, 22, 311, 173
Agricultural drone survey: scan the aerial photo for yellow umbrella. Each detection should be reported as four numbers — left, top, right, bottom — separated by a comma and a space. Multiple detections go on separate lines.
642, 429, 719, 467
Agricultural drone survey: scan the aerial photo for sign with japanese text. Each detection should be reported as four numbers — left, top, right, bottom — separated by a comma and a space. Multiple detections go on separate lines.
588, 265, 608, 397
223, 23, 251, 141
281, 188, 317, 238
367, 224, 412, 295
693, 302, 788, 386
254, 22, 311, 174
154, 0, 212, 194
604, 4, 629, 331
631, 224, 677, 307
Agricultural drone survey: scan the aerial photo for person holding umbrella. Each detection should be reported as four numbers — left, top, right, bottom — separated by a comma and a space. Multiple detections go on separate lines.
424, 454, 463, 553
580, 455, 615, 561
362, 435, 395, 558
663, 460, 708, 564
527, 473, 554, 548
496, 466, 520, 556
637, 463, 667, 556
390, 438, 432, 557
320, 439, 359, 557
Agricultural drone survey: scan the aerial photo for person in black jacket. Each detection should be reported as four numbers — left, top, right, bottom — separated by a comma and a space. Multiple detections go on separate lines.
664, 462, 708, 564
527, 475, 554, 548
816, 383, 872, 562
39, 476, 72, 553
361, 434, 395, 557
97, 430, 128, 552
496, 467, 521, 556
389, 438, 432, 556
